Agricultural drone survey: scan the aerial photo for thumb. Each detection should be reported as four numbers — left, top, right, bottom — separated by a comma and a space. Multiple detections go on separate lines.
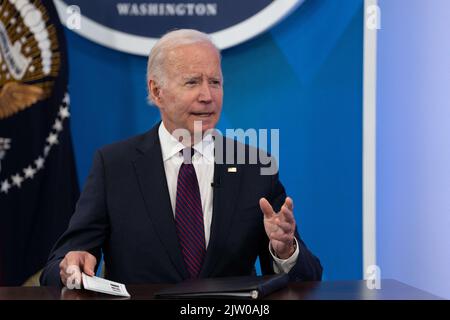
81, 253, 97, 276
259, 197, 274, 219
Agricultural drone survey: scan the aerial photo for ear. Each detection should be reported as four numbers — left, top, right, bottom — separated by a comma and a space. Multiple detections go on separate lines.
149, 79, 162, 107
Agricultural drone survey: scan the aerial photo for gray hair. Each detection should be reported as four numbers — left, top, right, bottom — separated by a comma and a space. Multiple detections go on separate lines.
146, 29, 220, 104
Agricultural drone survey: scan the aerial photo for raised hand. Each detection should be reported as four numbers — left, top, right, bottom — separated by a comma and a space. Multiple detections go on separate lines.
259, 197, 296, 259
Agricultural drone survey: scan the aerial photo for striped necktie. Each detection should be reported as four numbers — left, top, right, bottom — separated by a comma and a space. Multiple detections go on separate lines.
175, 148, 206, 278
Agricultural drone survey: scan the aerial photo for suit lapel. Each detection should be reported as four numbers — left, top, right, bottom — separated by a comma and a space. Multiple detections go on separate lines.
200, 138, 242, 277
132, 125, 189, 279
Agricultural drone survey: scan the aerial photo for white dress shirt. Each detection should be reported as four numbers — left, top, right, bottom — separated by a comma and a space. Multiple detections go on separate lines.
158, 122, 299, 274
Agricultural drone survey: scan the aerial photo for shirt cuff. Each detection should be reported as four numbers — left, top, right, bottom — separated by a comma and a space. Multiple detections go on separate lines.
269, 237, 300, 274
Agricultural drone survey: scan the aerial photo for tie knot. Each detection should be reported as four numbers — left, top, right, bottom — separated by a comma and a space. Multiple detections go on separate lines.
180, 148, 195, 163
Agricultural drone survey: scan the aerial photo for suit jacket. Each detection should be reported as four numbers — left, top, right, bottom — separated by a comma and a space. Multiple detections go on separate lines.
40, 123, 322, 286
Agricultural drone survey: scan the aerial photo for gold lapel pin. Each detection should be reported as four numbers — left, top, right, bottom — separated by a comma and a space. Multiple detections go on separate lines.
227, 167, 237, 173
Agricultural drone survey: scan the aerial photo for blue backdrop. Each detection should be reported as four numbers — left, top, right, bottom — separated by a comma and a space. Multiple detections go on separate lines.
66, 0, 363, 280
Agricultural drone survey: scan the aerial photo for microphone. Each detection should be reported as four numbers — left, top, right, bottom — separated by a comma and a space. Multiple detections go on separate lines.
211, 176, 221, 188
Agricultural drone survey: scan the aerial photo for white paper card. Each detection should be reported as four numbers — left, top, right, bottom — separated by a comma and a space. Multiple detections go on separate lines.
82, 273, 131, 297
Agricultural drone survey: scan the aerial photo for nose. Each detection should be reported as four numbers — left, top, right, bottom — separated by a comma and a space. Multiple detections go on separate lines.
198, 81, 212, 104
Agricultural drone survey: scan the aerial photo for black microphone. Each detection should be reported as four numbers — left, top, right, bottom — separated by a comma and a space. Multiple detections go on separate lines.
211, 176, 221, 188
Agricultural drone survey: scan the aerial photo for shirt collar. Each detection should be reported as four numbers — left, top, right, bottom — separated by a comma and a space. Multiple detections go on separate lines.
158, 122, 215, 162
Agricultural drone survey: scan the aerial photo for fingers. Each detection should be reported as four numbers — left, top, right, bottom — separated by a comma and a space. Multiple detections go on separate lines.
259, 197, 274, 219
277, 197, 295, 225
59, 251, 97, 288
276, 221, 295, 234
261, 197, 297, 259
284, 197, 294, 211
266, 197, 296, 238
265, 218, 291, 233
261, 196, 294, 219
269, 221, 294, 239
262, 197, 296, 233
81, 253, 97, 276
60, 253, 76, 286
65, 265, 82, 290
280, 204, 295, 225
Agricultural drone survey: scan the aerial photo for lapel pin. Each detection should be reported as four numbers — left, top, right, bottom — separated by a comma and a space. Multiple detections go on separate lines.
228, 167, 237, 173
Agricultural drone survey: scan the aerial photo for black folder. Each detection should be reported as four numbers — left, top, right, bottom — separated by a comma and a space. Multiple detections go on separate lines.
154, 274, 289, 299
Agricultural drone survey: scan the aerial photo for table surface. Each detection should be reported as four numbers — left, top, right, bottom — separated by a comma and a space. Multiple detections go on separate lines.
0, 279, 442, 300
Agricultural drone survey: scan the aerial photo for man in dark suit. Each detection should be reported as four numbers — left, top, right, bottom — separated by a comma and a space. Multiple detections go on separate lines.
40, 29, 322, 287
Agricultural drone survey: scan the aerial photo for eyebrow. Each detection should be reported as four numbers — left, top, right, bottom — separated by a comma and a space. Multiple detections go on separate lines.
182, 75, 202, 81
181, 75, 222, 81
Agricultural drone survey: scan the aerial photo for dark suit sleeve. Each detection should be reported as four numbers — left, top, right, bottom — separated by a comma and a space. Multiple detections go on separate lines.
259, 170, 323, 281
40, 150, 110, 286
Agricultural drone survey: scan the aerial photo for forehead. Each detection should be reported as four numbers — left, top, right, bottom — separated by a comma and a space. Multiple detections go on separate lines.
165, 42, 222, 76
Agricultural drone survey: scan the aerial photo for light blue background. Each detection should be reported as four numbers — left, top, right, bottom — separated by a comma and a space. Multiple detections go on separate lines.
66, 0, 364, 280
377, 0, 450, 299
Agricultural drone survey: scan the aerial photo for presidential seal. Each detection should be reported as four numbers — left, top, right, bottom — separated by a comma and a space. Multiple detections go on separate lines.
0, 0, 70, 194
0, 0, 61, 119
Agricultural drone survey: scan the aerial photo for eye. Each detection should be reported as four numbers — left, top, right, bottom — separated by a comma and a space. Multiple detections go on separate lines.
185, 79, 198, 86
210, 79, 221, 86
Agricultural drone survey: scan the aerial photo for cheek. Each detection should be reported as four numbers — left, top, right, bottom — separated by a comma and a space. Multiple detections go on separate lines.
213, 91, 223, 106
163, 95, 188, 115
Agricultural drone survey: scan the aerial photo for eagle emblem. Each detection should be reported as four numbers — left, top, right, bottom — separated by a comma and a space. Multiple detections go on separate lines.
0, 82, 43, 118
0, 0, 67, 195
0, 0, 60, 120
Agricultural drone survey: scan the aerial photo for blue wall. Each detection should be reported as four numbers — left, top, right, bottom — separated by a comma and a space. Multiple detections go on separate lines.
67, 0, 363, 280
377, 0, 450, 299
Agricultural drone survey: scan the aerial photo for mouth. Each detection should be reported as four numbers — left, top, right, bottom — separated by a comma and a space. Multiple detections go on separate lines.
190, 112, 214, 118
